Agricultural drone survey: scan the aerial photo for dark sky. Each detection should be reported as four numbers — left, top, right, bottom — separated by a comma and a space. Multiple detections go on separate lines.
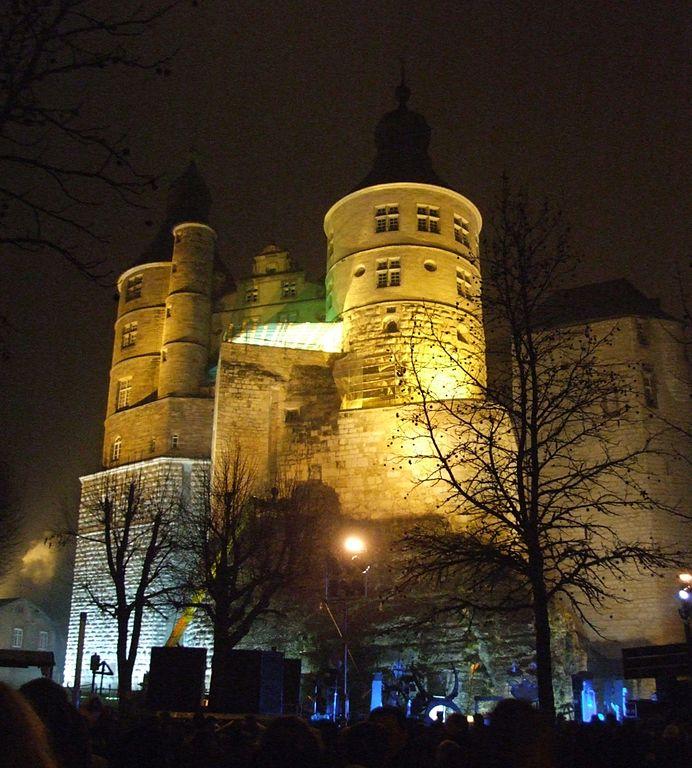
0, 0, 689, 622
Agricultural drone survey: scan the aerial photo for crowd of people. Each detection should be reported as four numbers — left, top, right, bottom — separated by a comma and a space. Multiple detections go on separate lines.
0, 678, 690, 768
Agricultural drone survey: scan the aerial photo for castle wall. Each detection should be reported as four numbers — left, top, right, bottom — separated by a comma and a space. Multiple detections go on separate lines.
64, 458, 209, 689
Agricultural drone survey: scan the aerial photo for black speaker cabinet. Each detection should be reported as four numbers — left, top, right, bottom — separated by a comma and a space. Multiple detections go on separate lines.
212, 649, 284, 714
146, 646, 206, 712
282, 658, 302, 714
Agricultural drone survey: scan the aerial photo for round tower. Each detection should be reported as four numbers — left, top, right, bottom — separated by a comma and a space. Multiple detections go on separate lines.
104, 161, 218, 466
324, 81, 485, 408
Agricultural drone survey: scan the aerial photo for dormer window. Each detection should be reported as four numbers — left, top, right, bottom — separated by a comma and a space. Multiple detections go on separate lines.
417, 205, 440, 233
375, 205, 399, 232
125, 274, 143, 301
454, 214, 471, 247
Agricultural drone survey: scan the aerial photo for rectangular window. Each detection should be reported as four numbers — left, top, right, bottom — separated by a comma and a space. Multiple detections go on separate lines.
125, 274, 143, 301
375, 204, 399, 233
38, 631, 49, 651
116, 378, 132, 410
642, 364, 657, 408
454, 214, 471, 247
111, 437, 122, 462
245, 286, 259, 303
11, 627, 23, 648
457, 268, 473, 298
149, 437, 156, 453
121, 322, 138, 349
376, 259, 401, 288
281, 281, 296, 298
171, 434, 180, 449
417, 205, 440, 233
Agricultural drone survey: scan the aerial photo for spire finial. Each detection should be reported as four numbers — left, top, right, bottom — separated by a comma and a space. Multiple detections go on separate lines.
395, 58, 410, 108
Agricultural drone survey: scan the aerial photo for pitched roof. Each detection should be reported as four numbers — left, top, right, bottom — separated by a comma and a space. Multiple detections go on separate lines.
537, 279, 672, 328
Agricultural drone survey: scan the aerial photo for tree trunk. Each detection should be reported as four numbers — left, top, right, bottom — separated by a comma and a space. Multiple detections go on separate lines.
532, 582, 556, 720
208, 626, 232, 712
117, 615, 133, 695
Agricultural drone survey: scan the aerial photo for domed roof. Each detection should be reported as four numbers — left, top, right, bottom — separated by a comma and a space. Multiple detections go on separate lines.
132, 159, 213, 267
353, 79, 450, 191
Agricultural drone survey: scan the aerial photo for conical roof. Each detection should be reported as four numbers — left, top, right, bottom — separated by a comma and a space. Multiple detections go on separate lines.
353, 78, 450, 191
132, 160, 213, 266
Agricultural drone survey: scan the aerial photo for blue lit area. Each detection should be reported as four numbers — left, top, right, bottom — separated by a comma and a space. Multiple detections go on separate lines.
231, 321, 343, 353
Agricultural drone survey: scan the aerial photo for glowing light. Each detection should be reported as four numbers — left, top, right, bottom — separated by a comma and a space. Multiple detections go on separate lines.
678, 589, 691, 601
231, 322, 343, 353
679, 573, 692, 584
466, 715, 475, 724
343, 535, 366, 554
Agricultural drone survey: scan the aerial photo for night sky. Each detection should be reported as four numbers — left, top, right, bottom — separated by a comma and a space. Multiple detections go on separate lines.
0, 1, 689, 625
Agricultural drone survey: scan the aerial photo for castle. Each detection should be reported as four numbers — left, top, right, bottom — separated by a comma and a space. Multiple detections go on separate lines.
64, 84, 690, 706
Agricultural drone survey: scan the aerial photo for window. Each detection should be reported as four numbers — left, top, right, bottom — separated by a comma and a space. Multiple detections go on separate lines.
161, 350, 167, 362
457, 327, 470, 345
125, 274, 143, 301
636, 319, 649, 347
375, 204, 399, 232
111, 437, 122, 462
149, 437, 157, 453
121, 321, 138, 349
38, 631, 49, 651
166, 306, 172, 318
285, 408, 300, 423
385, 321, 399, 333
454, 214, 471, 247
171, 434, 180, 449
11, 628, 23, 648
642, 364, 657, 408
423, 260, 437, 272
282, 281, 296, 298
116, 378, 132, 410
354, 266, 366, 277
417, 205, 440, 233
456, 268, 472, 298
246, 286, 259, 303
376, 259, 401, 288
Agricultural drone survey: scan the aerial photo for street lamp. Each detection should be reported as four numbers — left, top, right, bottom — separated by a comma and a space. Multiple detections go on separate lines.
322, 533, 370, 723
675, 572, 692, 696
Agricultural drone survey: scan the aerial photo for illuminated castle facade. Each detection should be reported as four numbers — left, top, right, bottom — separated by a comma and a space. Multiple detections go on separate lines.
65, 86, 690, 701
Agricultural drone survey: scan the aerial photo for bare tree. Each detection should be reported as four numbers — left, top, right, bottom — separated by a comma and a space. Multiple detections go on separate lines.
393, 181, 687, 718
172, 446, 322, 711
58, 469, 180, 694
0, 0, 192, 280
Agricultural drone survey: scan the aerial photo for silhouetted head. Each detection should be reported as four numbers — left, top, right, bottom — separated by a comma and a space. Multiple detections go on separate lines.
340, 721, 390, 768
254, 716, 323, 768
0, 682, 57, 768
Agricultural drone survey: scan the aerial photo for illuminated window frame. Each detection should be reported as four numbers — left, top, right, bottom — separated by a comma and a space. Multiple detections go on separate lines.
245, 286, 259, 303
456, 268, 472, 298
417, 205, 440, 233
281, 281, 297, 298
11, 627, 23, 648
376, 259, 401, 288
38, 631, 49, 651
116, 378, 132, 410
111, 436, 122, 462
375, 204, 399, 233
642, 364, 657, 408
125, 274, 143, 301
454, 214, 471, 247
121, 321, 138, 349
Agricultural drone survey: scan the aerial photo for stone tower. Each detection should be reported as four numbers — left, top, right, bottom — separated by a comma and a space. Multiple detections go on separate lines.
325, 80, 485, 409
104, 161, 220, 467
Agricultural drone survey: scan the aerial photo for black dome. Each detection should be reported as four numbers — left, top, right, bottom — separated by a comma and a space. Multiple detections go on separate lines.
353, 81, 450, 191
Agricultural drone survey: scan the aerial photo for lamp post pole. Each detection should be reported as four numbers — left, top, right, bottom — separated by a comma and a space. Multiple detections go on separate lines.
676, 572, 692, 707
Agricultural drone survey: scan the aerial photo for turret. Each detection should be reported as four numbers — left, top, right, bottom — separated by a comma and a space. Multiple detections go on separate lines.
324, 80, 486, 408
103, 161, 218, 467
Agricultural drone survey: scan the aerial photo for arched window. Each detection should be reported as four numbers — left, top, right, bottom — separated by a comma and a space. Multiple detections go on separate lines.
385, 321, 399, 334
111, 436, 122, 462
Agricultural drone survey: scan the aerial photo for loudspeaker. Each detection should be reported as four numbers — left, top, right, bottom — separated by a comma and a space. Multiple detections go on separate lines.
212, 649, 284, 714
282, 658, 302, 714
146, 646, 206, 712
